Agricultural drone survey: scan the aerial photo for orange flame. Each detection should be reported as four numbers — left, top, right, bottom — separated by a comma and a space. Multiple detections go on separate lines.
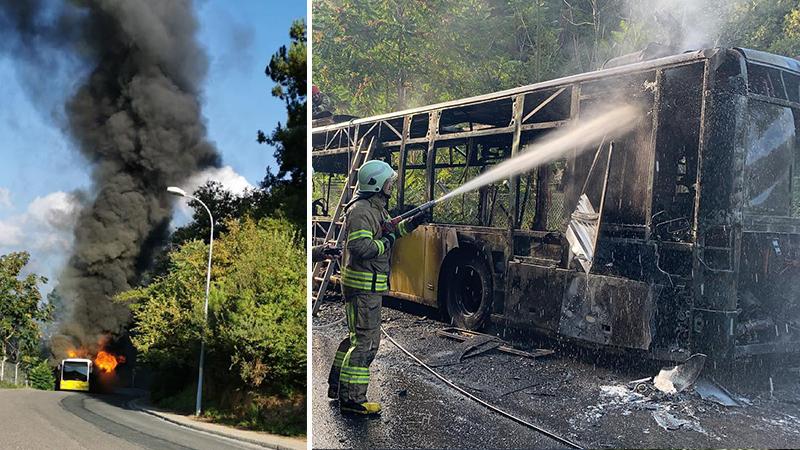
67, 350, 77, 358
94, 351, 123, 373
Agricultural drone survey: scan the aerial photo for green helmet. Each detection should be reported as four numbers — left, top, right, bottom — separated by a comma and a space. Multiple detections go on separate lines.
357, 160, 397, 194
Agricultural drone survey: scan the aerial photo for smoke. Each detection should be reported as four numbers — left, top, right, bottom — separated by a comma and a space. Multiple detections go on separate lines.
0, 0, 219, 357
621, 0, 736, 52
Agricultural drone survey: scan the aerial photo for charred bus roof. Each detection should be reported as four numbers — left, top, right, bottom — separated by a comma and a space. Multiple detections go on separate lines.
736, 47, 800, 72
312, 47, 800, 136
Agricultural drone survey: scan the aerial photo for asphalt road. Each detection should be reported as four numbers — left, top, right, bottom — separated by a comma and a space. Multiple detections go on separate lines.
0, 389, 259, 450
312, 298, 800, 449
312, 301, 569, 449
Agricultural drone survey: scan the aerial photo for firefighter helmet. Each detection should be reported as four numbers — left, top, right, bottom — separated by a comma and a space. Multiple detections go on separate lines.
357, 160, 397, 194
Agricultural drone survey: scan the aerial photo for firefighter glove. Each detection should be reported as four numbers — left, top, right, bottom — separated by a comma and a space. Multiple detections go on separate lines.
380, 231, 398, 251
399, 212, 427, 236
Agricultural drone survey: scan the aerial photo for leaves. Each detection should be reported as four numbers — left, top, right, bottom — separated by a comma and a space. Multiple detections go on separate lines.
315, 0, 800, 121
0, 252, 49, 362
258, 20, 307, 231
26, 358, 55, 390
118, 217, 306, 395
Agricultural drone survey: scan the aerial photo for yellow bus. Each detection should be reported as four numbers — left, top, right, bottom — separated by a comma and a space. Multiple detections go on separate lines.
58, 358, 92, 392
313, 46, 800, 363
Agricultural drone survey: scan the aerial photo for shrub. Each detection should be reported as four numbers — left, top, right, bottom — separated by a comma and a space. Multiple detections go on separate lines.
28, 360, 54, 390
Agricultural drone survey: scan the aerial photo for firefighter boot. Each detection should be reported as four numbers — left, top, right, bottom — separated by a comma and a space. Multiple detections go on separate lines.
327, 384, 338, 399
340, 400, 382, 416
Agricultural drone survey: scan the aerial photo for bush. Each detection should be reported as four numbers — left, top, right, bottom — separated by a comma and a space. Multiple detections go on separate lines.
28, 360, 54, 390
118, 217, 306, 435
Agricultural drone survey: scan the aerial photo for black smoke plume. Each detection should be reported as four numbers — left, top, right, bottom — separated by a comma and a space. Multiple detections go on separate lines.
0, 0, 219, 357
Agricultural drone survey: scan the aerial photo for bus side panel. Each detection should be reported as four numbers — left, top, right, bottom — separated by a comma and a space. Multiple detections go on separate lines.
558, 273, 661, 350
390, 224, 455, 306
505, 262, 565, 333
389, 229, 428, 304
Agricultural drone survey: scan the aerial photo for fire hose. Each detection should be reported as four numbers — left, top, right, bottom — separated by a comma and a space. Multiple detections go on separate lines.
381, 326, 583, 449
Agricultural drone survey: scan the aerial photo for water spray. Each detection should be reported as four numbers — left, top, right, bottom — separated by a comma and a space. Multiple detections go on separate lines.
383, 104, 641, 227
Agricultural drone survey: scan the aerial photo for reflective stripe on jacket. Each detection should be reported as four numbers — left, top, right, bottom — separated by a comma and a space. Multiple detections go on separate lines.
342, 194, 391, 292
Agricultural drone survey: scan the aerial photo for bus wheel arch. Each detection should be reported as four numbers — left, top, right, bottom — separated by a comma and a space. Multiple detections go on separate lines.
439, 243, 494, 330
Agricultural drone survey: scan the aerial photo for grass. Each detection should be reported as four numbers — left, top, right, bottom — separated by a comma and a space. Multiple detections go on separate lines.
155, 385, 305, 437
0, 380, 23, 389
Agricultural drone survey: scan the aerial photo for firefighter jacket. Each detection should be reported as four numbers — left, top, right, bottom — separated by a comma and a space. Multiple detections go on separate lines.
342, 193, 411, 292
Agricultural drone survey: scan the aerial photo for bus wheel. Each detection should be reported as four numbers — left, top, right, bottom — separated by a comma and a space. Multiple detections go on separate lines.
444, 251, 492, 330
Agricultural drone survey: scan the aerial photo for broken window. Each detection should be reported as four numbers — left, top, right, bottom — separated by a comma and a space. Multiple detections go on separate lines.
402, 147, 428, 211
744, 102, 796, 216
439, 97, 513, 135
544, 160, 567, 231
312, 172, 346, 218
652, 63, 703, 241
312, 153, 350, 218
433, 141, 480, 225
522, 87, 571, 125
516, 170, 538, 229
432, 136, 512, 228
579, 71, 657, 227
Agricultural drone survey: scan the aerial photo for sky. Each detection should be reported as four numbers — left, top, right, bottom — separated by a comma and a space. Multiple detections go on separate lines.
0, 0, 306, 289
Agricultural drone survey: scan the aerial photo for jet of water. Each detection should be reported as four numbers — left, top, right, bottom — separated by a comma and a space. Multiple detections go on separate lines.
437, 104, 640, 203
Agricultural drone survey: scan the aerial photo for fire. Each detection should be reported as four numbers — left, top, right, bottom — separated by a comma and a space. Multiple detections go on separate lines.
94, 350, 124, 373
67, 350, 77, 358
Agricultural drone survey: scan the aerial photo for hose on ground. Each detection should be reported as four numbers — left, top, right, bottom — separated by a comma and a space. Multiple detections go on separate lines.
312, 316, 346, 329
381, 326, 583, 449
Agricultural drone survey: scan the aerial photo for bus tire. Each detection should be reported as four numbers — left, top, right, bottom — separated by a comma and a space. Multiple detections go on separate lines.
444, 250, 493, 330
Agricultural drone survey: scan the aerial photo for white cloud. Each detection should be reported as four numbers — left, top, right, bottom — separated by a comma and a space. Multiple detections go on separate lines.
0, 191, 82, 287
0, 188, 12, 210
27, 191, 81, 232
183, 165, 255, 196
0, 221, 22, 246
172, 165, 255, 220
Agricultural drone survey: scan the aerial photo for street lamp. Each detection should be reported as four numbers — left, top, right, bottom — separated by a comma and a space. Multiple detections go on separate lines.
167, 186, 214, 416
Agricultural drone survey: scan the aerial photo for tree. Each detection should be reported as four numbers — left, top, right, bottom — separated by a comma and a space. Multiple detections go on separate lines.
257, 19, 307, 230
721, 0, 800, 56
171, 181, 257, 246
26, 357, 54, 390
118, 217, 306, 430
313, 0, 573, 117
0, 252, 50, 365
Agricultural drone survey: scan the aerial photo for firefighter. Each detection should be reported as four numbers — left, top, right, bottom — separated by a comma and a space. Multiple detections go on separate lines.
327, 159, 426, 415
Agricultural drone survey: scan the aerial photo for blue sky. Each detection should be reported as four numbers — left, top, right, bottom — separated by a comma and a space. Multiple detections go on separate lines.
0, 0, 306, 286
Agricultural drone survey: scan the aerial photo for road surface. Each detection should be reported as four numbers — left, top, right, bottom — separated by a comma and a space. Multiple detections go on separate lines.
312, 298, 800, 449
0, 389, 259, 449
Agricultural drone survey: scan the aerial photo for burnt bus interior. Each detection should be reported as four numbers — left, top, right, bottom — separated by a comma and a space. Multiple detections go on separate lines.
312, 48, 800, 362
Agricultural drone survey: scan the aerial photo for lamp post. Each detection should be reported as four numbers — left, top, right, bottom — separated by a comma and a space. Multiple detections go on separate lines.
167, 186, 214, 416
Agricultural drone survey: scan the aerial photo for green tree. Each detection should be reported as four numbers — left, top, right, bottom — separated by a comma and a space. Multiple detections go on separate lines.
0, 252, 50, 365
171, 181, 257, 246
313, 0, 570, 116
26, 357, 54, 390
118, 217, 306, 432
258, 19, 307, 230
721, 0, 800, 56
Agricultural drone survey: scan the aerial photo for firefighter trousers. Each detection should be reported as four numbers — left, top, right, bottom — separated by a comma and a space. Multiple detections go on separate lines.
327, 291, 382, 404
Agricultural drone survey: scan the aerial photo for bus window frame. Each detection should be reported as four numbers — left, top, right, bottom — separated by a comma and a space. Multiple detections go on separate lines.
62, 361, 90, 383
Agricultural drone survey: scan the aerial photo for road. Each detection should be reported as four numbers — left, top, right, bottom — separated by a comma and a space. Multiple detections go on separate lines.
312, 300, 570, 449
312, 298, 800, 449
0, 389, 259, 449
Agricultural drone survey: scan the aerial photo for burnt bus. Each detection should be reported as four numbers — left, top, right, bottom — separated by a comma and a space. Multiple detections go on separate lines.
312, 47, 800, 363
